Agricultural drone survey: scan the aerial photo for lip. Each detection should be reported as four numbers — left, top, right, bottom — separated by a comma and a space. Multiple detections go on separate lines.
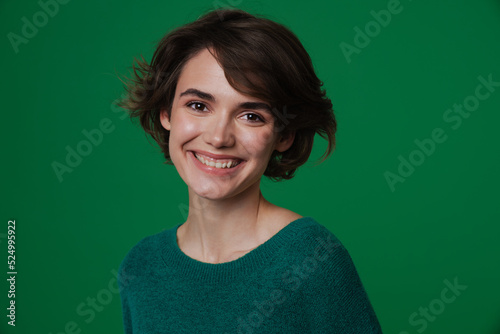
189, 151, 245, 176
190, 150, 244, 161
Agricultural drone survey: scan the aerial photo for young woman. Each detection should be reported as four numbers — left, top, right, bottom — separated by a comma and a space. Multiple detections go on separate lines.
117, 8, 383, 333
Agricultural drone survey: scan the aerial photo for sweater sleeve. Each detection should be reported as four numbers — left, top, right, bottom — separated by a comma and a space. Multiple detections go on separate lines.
300, 234, 383, 333
118, 259, 133, 334
117, 235, 151, 334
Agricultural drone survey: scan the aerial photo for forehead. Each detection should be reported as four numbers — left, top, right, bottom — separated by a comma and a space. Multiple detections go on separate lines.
175, 49, 229, 94
175, 48, 271, 108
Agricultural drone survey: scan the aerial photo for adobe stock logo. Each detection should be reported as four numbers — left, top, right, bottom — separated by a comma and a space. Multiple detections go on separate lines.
340, 0, 405, 64
51, 94, 129, 183
399, 277, 467, 334
7, 0, 71, 54
384, 73, 499, 192
48, 267, 136, 334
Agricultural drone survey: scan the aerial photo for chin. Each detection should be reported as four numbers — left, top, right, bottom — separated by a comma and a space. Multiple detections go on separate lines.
188, 181, 232, 200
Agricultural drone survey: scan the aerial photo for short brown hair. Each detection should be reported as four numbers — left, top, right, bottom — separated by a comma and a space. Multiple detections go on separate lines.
117, 8, 336, 181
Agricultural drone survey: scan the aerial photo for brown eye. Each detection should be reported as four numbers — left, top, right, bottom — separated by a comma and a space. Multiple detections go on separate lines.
243, 113, 264, 123
187, 102, 208, 112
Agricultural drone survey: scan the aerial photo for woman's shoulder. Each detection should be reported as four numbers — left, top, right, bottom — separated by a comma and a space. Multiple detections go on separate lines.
265, 204, 343, 245
290, 217, 344, 249
283, 218, 366, 294
272, 207, 303, 230
268, 206, 340, 239
289, 220, 382, 332
268, 212, 349, 269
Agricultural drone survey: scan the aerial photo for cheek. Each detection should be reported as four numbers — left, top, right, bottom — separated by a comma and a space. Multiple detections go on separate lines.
170, 113, 199, 144
239, 129, 276, 158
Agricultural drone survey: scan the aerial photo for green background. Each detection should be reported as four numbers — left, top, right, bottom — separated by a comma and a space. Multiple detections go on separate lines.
1, 0, 499, 333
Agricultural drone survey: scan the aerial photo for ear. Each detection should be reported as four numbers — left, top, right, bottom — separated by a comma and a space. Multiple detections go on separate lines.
274, 131, 295, 153
160, 108, 171, 131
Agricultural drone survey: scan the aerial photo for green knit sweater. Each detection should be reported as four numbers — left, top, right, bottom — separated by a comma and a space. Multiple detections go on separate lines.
118, 216, 383, 333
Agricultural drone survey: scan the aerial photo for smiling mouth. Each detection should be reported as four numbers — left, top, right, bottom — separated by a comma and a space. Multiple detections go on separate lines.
193, 152, 243, 169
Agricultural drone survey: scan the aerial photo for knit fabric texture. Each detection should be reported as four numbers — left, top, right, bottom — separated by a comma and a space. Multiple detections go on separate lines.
118, 216, 383, 333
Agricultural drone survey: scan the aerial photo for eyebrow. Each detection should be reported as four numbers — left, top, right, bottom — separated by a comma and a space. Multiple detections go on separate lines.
179, 88, 272, 113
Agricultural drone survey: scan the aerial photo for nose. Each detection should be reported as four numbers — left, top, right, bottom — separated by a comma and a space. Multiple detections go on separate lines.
202, 111, 235, 148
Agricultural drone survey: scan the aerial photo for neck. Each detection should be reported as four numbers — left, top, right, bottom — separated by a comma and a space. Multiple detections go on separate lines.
179, 180, 275, 263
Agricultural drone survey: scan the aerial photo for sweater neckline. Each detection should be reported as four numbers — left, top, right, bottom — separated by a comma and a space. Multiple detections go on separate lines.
159, 216, 315, 284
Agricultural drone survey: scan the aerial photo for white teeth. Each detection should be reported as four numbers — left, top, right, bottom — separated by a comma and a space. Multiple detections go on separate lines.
194, 153, 241, 169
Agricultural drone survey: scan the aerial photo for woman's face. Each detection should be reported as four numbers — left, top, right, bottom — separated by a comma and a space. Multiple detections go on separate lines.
160, 48, 294, 200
